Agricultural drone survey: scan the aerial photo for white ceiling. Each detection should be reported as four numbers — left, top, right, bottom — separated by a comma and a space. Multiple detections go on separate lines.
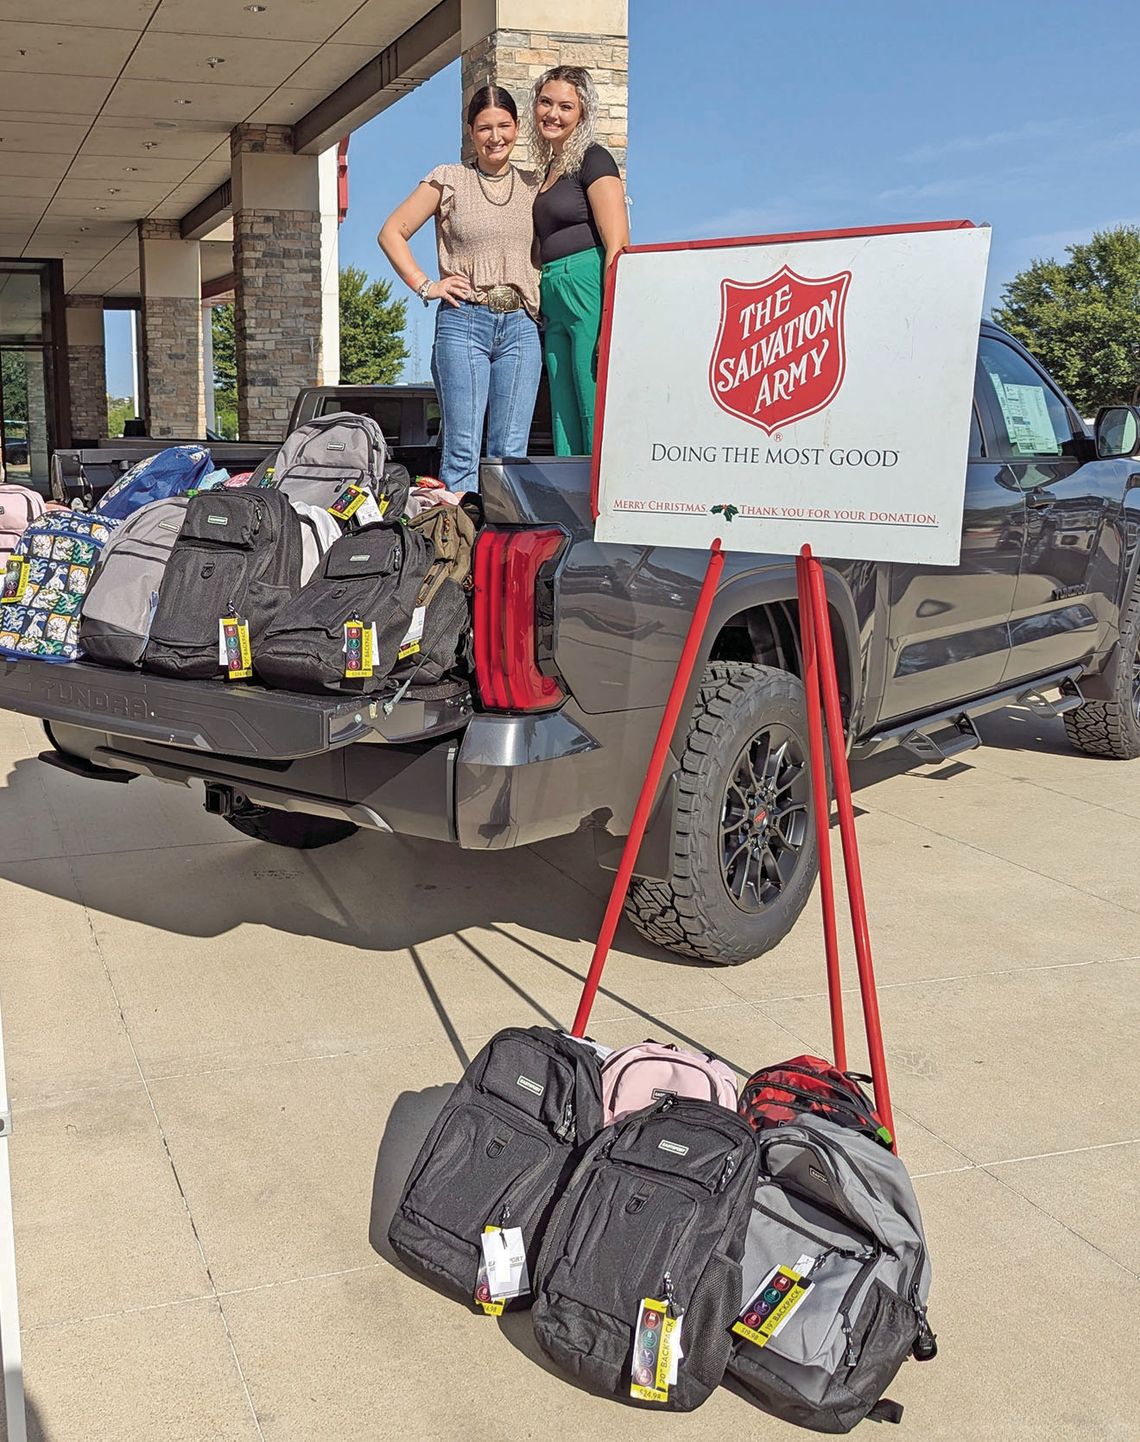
0, 0, 441, 299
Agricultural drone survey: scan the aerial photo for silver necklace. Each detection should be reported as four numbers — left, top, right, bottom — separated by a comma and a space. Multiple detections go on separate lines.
475, 163, 515, 206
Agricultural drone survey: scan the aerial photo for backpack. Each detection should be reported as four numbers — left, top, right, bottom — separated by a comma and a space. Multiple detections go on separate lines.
601, 1041, 739, 1125
532, 1097, 758, 1411
0, 485, 46, 565
143, 490, 303, 679
727, 1115, 935, 1433
272, 413, 410, 517
388, 1026, 604, 1308
406, 502, 476, 609
252, 521, 429, 694
0, 511, 119, 662
78, 496, 189, 668
96, 445, 212, 521
739, 1056, 894, 1150
387, 578, 470, 689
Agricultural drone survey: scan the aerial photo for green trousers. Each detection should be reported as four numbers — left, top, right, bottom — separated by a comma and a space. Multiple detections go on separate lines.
540, 247, 605, 456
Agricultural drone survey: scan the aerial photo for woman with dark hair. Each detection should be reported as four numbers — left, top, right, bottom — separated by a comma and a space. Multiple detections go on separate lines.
378, 85, 541, 493
527, 65, 629, 456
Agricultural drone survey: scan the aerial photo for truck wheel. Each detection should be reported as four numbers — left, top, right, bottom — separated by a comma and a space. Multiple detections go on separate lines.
1064, 581, 1140, 759
625, 662, 818, 965
222, 805, 359, 849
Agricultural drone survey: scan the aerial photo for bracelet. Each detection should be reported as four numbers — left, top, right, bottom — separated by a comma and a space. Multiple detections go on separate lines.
416, 278, 433, 305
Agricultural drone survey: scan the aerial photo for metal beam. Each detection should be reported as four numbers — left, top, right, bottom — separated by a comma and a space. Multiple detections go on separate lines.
292, 0, 461, 156
180, 180, 232, 241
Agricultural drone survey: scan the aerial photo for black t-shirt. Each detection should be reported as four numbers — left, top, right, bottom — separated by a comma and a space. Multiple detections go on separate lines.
533, 144, 621, 265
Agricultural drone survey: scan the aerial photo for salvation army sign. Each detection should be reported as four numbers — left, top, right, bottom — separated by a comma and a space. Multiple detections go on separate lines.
592, 222, 991, 565
711, 269, 850, 434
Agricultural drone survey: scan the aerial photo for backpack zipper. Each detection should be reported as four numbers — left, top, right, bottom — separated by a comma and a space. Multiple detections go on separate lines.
608, 1054, 720, 1108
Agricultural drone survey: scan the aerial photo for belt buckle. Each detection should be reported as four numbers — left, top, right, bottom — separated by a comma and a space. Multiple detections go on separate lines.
486, 286, 519, 313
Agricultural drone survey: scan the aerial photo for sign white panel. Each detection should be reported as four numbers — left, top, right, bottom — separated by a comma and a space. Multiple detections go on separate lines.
593, 224, 990, 564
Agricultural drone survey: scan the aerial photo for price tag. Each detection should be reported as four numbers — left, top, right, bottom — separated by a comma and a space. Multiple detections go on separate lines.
343, 619, 375, 678
474, 1225, 529, 1313
629, 1297, 680, 1403
218, 616, 252, 679
2, 557, 29, 604
732, 1264, 813, 1348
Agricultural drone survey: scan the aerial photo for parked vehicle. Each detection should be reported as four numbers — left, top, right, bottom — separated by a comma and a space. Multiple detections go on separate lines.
6, 323, 1140, 966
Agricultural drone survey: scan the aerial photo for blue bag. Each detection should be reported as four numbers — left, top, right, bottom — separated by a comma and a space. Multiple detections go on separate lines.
0, 512, 120, 662
97, 446, 212, 521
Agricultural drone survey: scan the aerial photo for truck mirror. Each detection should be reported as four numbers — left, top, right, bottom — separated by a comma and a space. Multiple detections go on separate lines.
1095, 405, 1140, 459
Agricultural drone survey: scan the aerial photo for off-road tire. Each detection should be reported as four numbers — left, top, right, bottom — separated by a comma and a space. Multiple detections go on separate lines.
223, 806, 359, 849
624, 662, 819, 965
1064, 580, 1140, 759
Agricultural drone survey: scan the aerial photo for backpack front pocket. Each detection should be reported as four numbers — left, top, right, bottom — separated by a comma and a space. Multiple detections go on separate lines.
548, 1167, 698, 1319
401, 1103, 551, 1243
150, 548, 249, 647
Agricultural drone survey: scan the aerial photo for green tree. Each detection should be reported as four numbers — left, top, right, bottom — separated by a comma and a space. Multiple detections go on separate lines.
211, 304, 238, 439
339, 264, 408, 384
1, 352, 27, 423
992, 225, 1140, 412
106, 395, 135, 437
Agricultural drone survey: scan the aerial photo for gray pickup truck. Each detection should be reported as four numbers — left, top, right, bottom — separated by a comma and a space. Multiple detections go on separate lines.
7, 322, 1140, 966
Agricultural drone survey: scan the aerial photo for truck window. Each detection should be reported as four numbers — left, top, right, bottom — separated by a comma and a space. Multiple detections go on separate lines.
977, 337, 1076, 464
320, 395, 404, 442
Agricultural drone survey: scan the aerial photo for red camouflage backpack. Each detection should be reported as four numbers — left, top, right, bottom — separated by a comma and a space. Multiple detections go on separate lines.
738, 1054, 894, 1149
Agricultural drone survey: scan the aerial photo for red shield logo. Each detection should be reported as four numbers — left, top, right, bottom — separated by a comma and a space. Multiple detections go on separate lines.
709, 267, 851, 434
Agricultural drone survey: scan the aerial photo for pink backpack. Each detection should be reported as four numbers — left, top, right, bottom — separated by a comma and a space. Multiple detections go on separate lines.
600, 1040, 739, 1123
0, 485, 45, 565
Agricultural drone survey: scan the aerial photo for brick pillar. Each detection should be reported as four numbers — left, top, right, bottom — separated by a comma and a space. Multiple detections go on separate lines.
460, 1, 628, 174
24, 356, 49, 492
65, 296, 107, 444
231, 124, 323, 442
138, 220, 205, 438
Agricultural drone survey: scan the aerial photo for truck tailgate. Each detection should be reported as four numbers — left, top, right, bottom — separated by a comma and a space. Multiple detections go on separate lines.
0, 658, 472, 760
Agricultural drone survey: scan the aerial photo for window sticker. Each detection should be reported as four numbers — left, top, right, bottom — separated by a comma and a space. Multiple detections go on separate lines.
989, 376, 1061, 456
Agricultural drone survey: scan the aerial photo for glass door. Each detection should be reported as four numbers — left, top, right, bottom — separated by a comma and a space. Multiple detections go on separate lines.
0, 264, 57, 495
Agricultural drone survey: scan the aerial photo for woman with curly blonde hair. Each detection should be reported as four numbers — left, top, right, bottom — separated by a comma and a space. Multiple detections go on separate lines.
527, 65, 629, 456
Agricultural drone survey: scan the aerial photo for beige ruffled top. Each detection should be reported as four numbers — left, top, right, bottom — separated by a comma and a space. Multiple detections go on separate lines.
424, 163, 541, 319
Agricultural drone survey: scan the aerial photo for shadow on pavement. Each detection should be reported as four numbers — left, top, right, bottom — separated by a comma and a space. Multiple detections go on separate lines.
368, 1083, 453, 1270
1, 1391, 49, 1441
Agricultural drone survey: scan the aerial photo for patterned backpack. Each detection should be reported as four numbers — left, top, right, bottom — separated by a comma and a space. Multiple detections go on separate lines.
0, 511, 119, 661
738, 1056, 894, 1149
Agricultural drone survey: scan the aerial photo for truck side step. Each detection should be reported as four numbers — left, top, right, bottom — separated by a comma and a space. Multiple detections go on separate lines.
900, 713, 981, 764
1016, 680, 1084, 717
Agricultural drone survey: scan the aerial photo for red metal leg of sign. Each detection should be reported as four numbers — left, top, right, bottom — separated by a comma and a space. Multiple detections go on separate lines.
796, 554, 847, 1073
571, 539, 726, 1037
802, 547, 896, 1147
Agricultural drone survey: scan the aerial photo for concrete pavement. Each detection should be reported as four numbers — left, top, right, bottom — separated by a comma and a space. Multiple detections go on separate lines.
0, 702, 1136, 1440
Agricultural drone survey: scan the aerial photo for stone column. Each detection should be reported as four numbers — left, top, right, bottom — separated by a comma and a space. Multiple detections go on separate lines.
65, 296, 108, 444
138, 220, 205, 438
24, 356, 50, 491
231, 125, 323, 442
460, 0, 628, 174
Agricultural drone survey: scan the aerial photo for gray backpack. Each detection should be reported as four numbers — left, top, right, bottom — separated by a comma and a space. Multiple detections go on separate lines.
727, 1115, 935, 1433
78, 496, 189, 667
273, 412, 410, 516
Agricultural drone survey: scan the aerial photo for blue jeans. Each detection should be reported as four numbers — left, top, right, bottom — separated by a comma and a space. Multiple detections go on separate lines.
431, 301, 542, 493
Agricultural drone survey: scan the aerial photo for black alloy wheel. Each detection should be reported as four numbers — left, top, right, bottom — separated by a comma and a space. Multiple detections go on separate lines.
720, 725, 810, 913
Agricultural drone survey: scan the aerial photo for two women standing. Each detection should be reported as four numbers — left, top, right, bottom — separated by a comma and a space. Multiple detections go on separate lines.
378, 66, 627, 491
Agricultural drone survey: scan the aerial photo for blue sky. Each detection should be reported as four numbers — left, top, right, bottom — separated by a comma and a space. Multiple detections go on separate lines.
107, 0, 1140, 398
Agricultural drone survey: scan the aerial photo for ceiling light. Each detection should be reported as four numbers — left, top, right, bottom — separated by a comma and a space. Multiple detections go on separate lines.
142, 142, 158, 150
124, 166, 138, 173
245, 5, 267, 12
206, 56, 225, 68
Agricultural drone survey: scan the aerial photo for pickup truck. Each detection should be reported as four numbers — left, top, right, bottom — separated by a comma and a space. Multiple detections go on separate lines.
6, 321, 1140, 967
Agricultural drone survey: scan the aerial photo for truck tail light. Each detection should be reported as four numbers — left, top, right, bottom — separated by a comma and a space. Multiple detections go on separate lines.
473, 528, 566, 712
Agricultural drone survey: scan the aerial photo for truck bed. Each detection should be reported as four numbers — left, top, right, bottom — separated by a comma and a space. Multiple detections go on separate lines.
0, 657, 472, 760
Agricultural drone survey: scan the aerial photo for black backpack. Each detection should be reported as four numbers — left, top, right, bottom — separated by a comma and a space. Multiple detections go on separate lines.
144, 490, 303, 679
252, 521, 429, 694
388, 1027, 604, 1307
532, 1096, 758, 1411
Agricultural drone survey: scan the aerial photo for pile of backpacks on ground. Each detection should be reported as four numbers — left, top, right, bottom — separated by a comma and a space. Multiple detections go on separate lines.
0, 414, 476, 697
389, 1029, 937, 1432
